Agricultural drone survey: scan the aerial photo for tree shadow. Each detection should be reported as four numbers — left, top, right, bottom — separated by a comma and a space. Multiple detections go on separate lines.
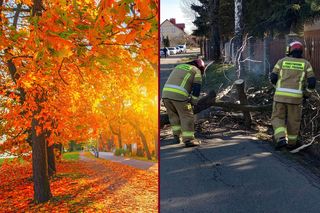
160, 133, 320, 213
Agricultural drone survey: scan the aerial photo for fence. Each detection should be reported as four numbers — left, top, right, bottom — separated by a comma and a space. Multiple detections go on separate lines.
305, 31, 320, 79
223, 38, 287, 76
202, 36, 320, 79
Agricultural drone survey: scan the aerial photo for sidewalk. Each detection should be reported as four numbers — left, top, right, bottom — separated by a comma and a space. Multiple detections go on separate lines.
91, 151, 158, 173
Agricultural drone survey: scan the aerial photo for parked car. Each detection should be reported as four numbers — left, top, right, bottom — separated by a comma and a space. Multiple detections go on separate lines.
175, 46, 182, 53
168, 47, 177, 55
160, 48, 170, 57
178, 44, 187, 53
160, 49, 164, 57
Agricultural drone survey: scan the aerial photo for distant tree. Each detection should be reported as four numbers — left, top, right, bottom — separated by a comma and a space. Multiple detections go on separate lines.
163, 36, 170, 47
191, 0, 210, 37
244, 0, 320, 38
209, 0, 221, 61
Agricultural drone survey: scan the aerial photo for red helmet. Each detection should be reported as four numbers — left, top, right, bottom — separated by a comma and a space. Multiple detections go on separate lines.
288, 41, 303, 54
194, 58, 205, 73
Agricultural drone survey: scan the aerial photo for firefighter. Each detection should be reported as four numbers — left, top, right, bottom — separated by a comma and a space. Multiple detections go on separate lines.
270, 41, 317, 150
162, 59, 205, 147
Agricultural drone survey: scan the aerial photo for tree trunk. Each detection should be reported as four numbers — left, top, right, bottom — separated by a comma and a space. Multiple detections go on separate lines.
209, 0, 221, 61
200, 38, 204, 56
154, 131, 158, 160
263, 35, 271, 76
47, 144, 56, 177
137, 128, 152, 160
109, 124, 122, 148
234, 0, 244, 77
193, 90, 217, 114
127, 120, 152, 160
235, 79, 252, 128
32, 117, 52, 203
161, 89, 272, 126
31, 0, 51, 203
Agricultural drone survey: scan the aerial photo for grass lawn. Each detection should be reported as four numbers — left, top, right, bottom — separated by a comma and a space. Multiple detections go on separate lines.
0, 158, 6, 165
62, 152, 80, 160
0, 158, 23, 165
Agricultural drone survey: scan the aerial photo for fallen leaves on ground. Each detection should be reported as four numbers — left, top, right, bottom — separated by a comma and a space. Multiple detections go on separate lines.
0, 152, 158, 212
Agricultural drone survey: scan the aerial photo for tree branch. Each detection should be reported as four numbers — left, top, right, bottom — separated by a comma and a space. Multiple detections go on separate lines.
57, 58, 69, 85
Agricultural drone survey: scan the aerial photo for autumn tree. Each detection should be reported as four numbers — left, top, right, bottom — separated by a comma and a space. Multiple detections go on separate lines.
0, 0, 158, 203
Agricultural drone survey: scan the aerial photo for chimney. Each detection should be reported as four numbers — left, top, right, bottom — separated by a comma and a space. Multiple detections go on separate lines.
169, 18, 176, 25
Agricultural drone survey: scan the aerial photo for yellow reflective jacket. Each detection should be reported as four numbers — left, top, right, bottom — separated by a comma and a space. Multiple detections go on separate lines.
162, 64, 202, 101
272, 56, 315, 104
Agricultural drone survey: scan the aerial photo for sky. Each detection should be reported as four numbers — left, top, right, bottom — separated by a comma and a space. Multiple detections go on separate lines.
160, 0, 197, 34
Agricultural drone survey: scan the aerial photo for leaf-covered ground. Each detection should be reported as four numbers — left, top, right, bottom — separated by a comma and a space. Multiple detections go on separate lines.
0, 152, 158, 212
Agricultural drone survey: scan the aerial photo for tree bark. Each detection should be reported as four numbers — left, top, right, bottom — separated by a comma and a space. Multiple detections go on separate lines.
154, 130, 158, 160
32, 117, 52, 203
209, 0, 221, 61
235, 79, 252, 128
234, 0, 244, 76
193, 90, 217, 114
47, 144, 56, 177
127, 120, 152, 160
263, 35, 271, 76
109, 123, 122, 148
31, 0, 52, 203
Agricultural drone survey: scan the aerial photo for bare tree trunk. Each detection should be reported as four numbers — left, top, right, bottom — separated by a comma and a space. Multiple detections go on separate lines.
127, 120, 152, 160
32, 117, 52, 203
209, 0, 221, 61
47, 144, 56, 177
154, 130, 158, 160
263, 35, 271, 76
235, 79, 252, 128
109, 123, 122, 149
118, 127, 122, 149
136, 128, 152, 160
234, 0, 244, 77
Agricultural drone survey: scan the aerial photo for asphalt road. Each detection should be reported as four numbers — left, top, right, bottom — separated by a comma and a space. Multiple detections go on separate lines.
160, 51, 320, 213
91, 152, 158, 172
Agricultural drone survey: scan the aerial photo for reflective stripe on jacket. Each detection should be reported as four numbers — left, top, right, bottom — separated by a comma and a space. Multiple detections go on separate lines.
272, 57, 315, 104
162, 64, 202, 101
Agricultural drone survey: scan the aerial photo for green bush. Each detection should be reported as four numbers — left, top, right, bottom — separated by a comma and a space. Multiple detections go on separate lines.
114, 148, 132, 157
124, 149, 131, 156
114, 148, 125, 156
203, 64, 236, 92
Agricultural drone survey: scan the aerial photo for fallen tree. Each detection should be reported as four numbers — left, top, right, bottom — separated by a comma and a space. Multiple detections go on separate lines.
160, 88, 272, 127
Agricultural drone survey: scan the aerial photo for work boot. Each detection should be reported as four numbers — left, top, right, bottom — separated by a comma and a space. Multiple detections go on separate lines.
275, 137, 288, 150
184, 139, 201, 147
173, 135, 181, 144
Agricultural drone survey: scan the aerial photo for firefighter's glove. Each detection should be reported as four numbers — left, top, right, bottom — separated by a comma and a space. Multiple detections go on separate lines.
303, 90, 313, 99
189, 95, 199, 106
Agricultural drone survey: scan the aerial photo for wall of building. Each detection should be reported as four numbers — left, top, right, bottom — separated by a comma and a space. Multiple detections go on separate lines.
160, 21, 186, 47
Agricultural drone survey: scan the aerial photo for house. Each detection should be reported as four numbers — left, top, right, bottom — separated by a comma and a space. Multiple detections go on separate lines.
160, 18, 187, 47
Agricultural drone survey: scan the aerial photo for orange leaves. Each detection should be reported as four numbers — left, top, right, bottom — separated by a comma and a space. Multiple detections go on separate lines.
0, 153, 157, 212
15, 0, 33, 5
0, 0, 158, 156
100, 0, 115, 8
